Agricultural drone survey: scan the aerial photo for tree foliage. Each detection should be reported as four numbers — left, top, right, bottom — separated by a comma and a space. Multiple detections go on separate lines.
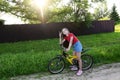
91, 0, 105, 2
0, 0, 64, 23
110, 4, 120, 24
0, 0, 107, 24
91, 0, 109, 20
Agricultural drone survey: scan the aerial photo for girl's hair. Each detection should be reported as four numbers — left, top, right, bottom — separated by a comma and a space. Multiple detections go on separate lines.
61, 28, 69, 38
61, 28, 69, 48
62, 28, 69, 32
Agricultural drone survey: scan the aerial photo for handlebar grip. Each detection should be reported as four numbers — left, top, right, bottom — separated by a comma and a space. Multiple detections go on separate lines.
60, 44, 66, 51
60, 44, 62, 46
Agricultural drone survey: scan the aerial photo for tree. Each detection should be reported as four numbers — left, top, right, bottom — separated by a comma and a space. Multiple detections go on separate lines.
91, 0, 109, 20
0, 0, 92, 24
50, 0, 93, 27
0, 0, 58, 23
70, 0, 91, 22
40, 0, 91, 23
110, 4, 120, 24
0, 0, 105, 24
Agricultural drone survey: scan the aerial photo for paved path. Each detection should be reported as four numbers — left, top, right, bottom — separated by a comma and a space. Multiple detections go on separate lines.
11, 63, 120, 80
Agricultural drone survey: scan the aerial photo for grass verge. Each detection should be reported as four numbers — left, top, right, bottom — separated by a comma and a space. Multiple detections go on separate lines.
0, 25, 120, 79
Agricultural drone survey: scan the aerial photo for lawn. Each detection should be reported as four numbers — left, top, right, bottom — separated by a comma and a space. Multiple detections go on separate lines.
0, 25, 120, 79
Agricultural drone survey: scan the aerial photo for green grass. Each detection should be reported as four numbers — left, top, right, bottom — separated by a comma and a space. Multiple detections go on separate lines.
0, 25, 120, 79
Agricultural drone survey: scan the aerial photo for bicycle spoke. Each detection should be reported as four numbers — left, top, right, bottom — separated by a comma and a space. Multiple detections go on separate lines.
48, 57, 65, 74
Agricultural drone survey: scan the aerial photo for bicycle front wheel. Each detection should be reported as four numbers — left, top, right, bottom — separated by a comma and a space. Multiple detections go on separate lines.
81, 54, 93, 71
48, 57, 65, 74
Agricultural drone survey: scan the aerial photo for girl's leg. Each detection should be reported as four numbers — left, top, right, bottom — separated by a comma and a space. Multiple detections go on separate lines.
76, 52, 82, 70
70, 51, 78, 70
76, 52, 83, 75
73, 51, 76, 56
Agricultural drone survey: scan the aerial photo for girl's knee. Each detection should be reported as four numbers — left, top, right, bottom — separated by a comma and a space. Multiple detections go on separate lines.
77, 58, 81, 61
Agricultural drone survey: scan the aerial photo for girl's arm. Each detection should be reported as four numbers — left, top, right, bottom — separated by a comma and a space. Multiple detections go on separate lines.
59, 32, 65, 44
59, 36, 65, 44
66, 36, 73, 51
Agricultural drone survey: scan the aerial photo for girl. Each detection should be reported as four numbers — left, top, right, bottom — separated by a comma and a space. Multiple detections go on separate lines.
59, 28, 83, 76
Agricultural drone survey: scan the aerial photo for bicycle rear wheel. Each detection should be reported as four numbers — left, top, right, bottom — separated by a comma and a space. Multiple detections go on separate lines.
48, 57, 65, 74
81, 54, 93, 71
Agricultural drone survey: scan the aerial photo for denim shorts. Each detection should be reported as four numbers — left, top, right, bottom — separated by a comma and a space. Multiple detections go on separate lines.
73, 41, 82, 52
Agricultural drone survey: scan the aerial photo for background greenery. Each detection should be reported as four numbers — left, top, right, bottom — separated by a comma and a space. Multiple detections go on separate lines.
0, 24, 120, 79
0, 0, 116, 24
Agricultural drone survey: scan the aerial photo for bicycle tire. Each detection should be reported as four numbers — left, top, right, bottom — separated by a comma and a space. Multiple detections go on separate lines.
48, 57, 65, 74
81, 54, 93, 71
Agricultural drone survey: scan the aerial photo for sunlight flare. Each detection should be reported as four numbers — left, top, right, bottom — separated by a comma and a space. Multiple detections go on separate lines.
34, 0, 47, 8
32, 0, 48, 23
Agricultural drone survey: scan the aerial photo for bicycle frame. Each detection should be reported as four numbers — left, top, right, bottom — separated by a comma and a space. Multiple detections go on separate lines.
66, 55, 78, 64
60, 45, 90, 65
62, 51, 78, 65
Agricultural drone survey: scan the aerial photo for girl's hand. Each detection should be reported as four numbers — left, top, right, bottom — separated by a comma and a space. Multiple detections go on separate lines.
59, 31, 62, 37
66, 48, 70, 52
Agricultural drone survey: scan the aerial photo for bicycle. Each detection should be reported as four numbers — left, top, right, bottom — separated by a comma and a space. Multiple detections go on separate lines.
48, 44, 93, 74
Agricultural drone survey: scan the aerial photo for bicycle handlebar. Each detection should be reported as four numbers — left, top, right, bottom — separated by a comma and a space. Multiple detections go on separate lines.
60, 44, 66, 52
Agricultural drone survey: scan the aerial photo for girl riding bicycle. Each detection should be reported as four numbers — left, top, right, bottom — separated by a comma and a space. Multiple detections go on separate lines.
59, 28, 83, 76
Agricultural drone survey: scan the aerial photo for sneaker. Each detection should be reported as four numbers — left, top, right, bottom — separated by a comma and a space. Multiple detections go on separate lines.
76, 70, 83, 76
71, 66, 78, 71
